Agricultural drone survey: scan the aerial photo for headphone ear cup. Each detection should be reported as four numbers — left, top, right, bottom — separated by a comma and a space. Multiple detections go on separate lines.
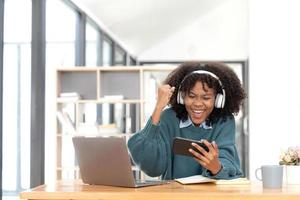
221, 95, 225, 108
215, 94, 224, 108
177, 91, 184, 104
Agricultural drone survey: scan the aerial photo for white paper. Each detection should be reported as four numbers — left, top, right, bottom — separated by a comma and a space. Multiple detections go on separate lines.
175, 175, 250, 185
175, 175, 215, 184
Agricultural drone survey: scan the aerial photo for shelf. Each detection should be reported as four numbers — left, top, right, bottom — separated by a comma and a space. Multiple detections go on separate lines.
57, 67, 99, 72
57, 133, 133, 137
94, 66, 141, 71
79, 99, 142, 103
57, 166, 80, 171
55, 66, 175, 181
57, 99, 143, 104
57, 66, 176, 71
100, 71, 140, 99
58, 71, 97, 99
57, 99, 79, 103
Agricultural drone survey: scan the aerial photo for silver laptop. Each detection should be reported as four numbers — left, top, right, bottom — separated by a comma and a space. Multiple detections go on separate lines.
72, 136, 168, 188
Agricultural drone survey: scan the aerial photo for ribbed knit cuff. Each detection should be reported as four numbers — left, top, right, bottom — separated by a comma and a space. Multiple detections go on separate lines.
201, 165, 229, 179
142, 118, 160, 139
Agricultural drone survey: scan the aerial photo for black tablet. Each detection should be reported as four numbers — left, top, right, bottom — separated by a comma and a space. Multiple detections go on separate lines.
172, 137, 209, 157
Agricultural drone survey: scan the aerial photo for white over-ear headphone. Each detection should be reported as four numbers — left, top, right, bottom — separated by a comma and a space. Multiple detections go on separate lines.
176, 70, 226, 108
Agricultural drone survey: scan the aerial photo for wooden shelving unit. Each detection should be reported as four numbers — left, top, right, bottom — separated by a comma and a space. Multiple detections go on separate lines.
55, 66, 176, 180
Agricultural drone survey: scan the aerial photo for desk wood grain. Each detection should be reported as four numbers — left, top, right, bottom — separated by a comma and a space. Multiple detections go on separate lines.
20, 180, 300, 200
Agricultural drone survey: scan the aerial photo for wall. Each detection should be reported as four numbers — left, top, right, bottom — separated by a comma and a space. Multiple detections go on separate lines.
138, 0, 248, 61
249, 0, 300, 180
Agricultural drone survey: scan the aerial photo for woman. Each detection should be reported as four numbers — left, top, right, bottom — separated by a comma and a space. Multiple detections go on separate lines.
127, 62, 246, 180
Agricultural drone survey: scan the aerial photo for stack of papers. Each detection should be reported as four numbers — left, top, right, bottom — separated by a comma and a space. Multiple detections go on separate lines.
175, 175, 250, 185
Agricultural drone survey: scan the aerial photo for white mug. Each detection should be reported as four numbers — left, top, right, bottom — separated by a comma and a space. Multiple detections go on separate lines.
255, 165, 283, 188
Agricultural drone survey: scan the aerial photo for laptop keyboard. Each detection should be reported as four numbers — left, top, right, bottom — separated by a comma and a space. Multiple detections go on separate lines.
136, 180, 159, 184
135, 179, 167, 186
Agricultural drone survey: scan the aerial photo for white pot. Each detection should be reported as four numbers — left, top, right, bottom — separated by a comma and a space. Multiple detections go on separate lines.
285, 165, 300, 184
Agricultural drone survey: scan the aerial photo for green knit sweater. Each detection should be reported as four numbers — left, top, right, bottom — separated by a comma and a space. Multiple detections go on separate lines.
127, 108, 243, 180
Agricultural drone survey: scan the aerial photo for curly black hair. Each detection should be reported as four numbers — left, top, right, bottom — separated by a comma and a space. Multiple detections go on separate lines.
164, 61, 246, 125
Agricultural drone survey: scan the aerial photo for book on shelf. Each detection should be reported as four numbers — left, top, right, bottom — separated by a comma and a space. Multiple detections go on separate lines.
60, 92, 80, 97
77, 123, 99, 135
97, 124, 120, 136
57, 105, 77, 179
123, 103, 139, 133
58, 92, 81, 101
82, 103, 97, 125
101, 95, 124, 132
56, 110, 76, 134
174, 175, 250, 185
131, 103, 140, 133
94, 95, 139, 134
77, 123, 120, 136
124, 103, 131, 133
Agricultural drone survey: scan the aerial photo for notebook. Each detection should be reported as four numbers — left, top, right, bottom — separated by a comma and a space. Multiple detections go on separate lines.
175, 175, 250, 185
72, 136, 168, 188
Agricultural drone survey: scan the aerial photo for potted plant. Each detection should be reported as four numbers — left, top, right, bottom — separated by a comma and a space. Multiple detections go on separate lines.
279, 146, 300, 184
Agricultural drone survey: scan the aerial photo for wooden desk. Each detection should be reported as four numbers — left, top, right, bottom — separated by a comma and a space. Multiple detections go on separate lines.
20, 180, 300, 200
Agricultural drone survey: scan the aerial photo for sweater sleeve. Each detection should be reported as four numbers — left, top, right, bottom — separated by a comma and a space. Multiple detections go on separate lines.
127, 111, 172, 177
201, 117, 243, 179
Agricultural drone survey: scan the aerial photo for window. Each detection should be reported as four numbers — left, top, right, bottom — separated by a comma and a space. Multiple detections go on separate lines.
1, 1, 133, 196
46, 0, 76, 66
45, 0, 131, 182
114, 45, 126, 66
45, 0, 77, 184
129, 56, 137, 66
85, 20, 99, 66
3, 0, 32, 198
102, 36, 112, 66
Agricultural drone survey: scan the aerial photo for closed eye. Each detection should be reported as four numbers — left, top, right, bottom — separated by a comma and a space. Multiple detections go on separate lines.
188, 94, 196, 98
203, 96, 213, 100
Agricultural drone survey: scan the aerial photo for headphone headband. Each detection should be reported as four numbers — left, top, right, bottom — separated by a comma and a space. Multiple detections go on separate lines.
178, 70, 224, 90
188, 70, 223, 88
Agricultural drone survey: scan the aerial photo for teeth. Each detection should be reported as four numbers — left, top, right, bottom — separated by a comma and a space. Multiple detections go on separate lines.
193, 110, 203, 114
